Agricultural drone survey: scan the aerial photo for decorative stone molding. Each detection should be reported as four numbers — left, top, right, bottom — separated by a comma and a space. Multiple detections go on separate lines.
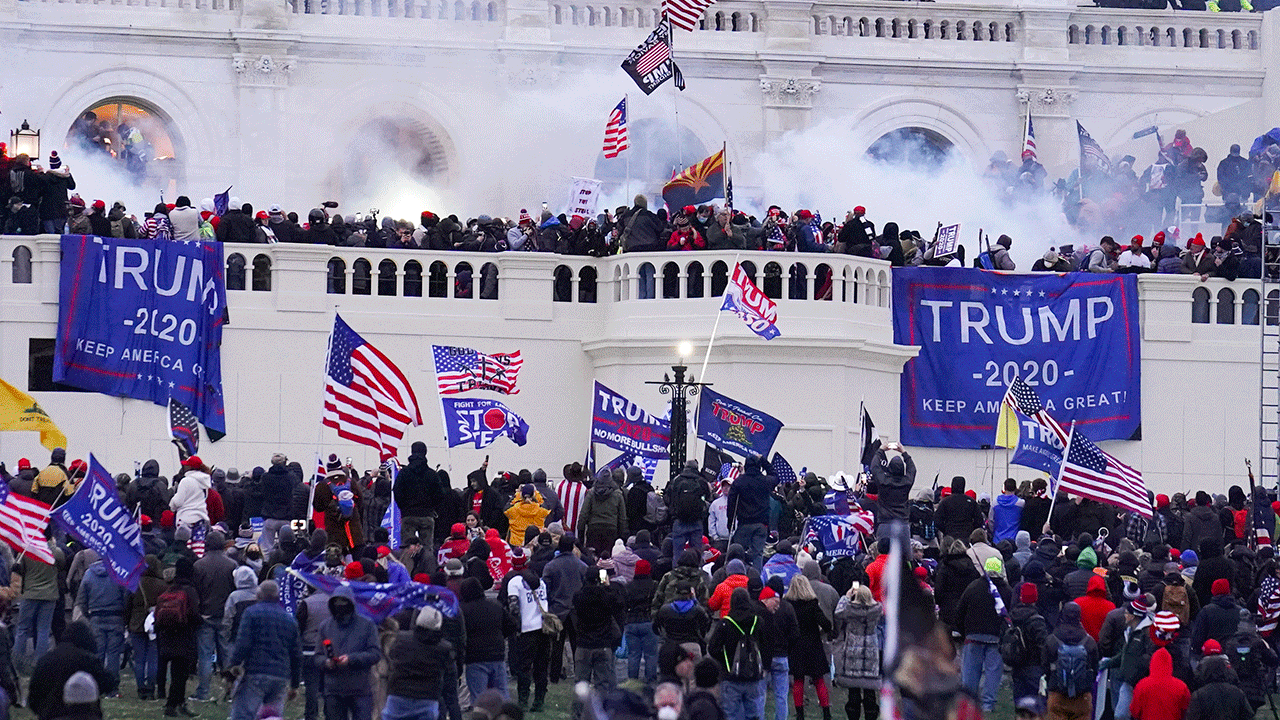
502, 63, 560, 88
1016, 87, 1078, 117
233, 54, 296, 87
759, 77, 821, 108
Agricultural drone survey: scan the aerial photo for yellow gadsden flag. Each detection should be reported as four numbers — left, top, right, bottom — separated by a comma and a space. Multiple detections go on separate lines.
0, 378, 66, 451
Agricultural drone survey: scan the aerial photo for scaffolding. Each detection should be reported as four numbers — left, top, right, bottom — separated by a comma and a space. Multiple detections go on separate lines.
1262, 213, 1280, 489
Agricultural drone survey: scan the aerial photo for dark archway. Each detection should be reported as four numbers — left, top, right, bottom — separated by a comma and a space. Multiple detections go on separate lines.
866, 127, 954, 168
65, 98, 184, 196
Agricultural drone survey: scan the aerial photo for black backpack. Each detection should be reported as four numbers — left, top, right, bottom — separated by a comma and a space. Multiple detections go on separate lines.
999, 622, 1027, 665
668, 476, 707, 523
723, 616, 763, 681
227, 598, 256, 643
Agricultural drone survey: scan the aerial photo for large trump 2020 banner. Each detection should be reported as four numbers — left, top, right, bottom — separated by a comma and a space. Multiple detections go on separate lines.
55, 236, 227, 435
892, 267, 1140, 449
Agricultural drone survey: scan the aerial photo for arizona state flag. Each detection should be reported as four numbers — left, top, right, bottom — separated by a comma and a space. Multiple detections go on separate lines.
662, 148, 725, 208
0, 378, 66, 451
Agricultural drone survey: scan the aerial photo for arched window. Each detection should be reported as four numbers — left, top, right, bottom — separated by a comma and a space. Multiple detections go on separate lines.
486, 1, 495, 19
1243, 288, 1260, 325
226, 252, 246, 291
1267, 289, 1279, 326
763, 262, 783, 299
1068, 24, 1080, 44
326, 257, 345, 294
612, 266, 623, 302
788, 263, 807, 300
377, 259, 397, 296
814, 263, 833, 301
686, 261, 704, 299
352, 258, 372, 296
454, 262, 473, 298
403, 260, 423, 297
1216, 287, 1236, 324
710, 260, 729, 296
428, 261, 448, 298
739, 261, 757, 286
878, 270, 889, 306
9, 246, 31, 285
1191, 286, 1210, 324
252, 254, 272, 291
841, 266, 852, 303
662, 262, 680, 299
479, 262, 499, 300
579, 267, 597, 303
638, 261, 656, 300
620, 262, 631, 301
553, 265, 573, 302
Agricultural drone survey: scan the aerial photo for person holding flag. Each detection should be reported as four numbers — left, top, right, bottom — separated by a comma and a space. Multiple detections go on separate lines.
869, 440, 914, 538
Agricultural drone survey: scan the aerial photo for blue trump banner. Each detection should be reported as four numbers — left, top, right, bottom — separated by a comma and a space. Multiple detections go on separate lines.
443, 398, 529, 448
55, 236, 227, 435
288, 569, 460, 622
1006, 406, 1065, 475
893, 267, 1141, 448
52, 454, 145, 591
591, 381, 670, 459
696, 388, 784, 458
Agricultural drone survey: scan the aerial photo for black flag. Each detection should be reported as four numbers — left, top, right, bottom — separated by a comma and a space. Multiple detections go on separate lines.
859, 402, 877, 467
673, 62, 686, 91
621, 19, 673, 95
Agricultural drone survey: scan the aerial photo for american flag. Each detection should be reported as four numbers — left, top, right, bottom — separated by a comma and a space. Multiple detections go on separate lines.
1077, 120, 1112, 176
603, 98, 629, 159
1257, 575, 1280, 636
1057, 424, 1150, 518
1023, 115, 1037, 162
633, 31, 671, 75
0, 484, 53, 564
770, 453, 797, 485
1003, 377, 1068, 446
663, 0, 715, 31
803, 513, 875, 557
188, 522, 207, 559
432, 345, 523, 395
169, 397, 199, 461
322, 314, 424, 462
556, 477, 588, 535
718, 462, 739, 481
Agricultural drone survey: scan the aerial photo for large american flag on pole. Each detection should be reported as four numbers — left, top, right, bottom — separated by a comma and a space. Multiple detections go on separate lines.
322, 314, 424, 462
1057, 423, 1150, 518
432, 345, 523, 395
663, 0, 715, 31
0, 484, 54, 564
1023, 115, 1037, 162
603, 98, 629, 159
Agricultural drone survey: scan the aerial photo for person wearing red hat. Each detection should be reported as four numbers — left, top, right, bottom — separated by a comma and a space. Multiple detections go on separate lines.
1117, 235, 1152, 271
1185, 644, 1253, 720
1184, 233, 1214, 277
622, 558, 659, 685
839, 206, 877, 258
170, 456, 211, 531
436, 523, 470, 567
1009, 581, 1050, 703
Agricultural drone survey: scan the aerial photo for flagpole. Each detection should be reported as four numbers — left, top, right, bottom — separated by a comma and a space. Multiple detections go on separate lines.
697, 251, 740, 384
669, 16, 683, 170
1044, 421, 1076, 534
722, 142, 727, 204
310, 306, 339, 528
624, 93, 631, 201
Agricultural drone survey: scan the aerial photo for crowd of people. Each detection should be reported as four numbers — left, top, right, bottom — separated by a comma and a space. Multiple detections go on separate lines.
2, 437, 1280, 720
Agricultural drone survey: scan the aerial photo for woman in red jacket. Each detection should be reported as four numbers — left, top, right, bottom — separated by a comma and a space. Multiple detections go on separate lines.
1128, 647, 1190, 720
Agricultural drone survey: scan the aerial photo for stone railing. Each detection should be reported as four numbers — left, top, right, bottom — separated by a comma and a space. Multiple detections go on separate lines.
1066, 7, 1261, 49
809, 2, 1019, 41
16, 0, 238, 9
548, 1, 762, 30
284, 0, 500, 19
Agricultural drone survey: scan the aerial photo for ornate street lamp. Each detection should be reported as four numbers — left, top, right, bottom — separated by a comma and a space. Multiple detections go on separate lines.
10, 120, 40, 159
648, 341, 711, 482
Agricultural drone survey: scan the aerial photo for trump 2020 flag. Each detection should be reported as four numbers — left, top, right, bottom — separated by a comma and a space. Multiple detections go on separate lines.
289, 569, 460, 622
52, 454, 145, 590
621, 19, 673, 95
442, 398, 529, 449
721, 263, 780, 340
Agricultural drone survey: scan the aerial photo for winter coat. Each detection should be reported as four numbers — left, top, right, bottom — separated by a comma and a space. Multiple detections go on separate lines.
156, 578, 201, 658
653, 563, 711, 612
1192, 545, 1234, 610
459, 581, 514, 663
542, 551, 587, 618
955, 576, 1012, 640
229, 598, 303, 684
621, 206, 665, 253
394, 451, 444, 519
313, 476, 366, 551
832, 597, 881, 688
934, 493, 984, 541
870, 448, 914, 524
708, 605, 765, 682
1189, 593, 1240, 651
316, 588, 382, 696
580, 477, 627, 538
1009, 602, 1051, 666
761, 552, 801, 591
504, 496, 550, 546
1185, 656, 1254, 720
193, 546, 238, 617
126, 557, 168, 634
29, 621, 115, 720
1114, 620, 1156, 685
990, 493, 1024, 543
127, 466, 171, 521
935, 550, 980, 630
215, 209, 257, 244
622, 575, 656, 625
222, 566, 260, 640
1042, 603, 1098, 695
708, 574, 749, 618
259, 465, 296, 520
653, 599, 711, 650
1225, 629, 1278, 708
385, 624, 455, 701
789, 597, 832, 677
1130, 648, 1190, 720
170, 205, 200, 240
75, 562, 127, 617
727, 459, 775, 527
1183, 506, 1223, 556
1020, 495, 1052, 535
572, 582, 623, 649
1074, 575, 1116, 642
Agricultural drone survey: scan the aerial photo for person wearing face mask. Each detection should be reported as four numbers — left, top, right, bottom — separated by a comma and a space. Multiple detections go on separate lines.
316, 587, 381, 720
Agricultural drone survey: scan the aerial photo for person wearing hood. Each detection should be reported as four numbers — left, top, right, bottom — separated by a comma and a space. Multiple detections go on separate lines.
1102, 595, 1157, 720
394, 442, 444, 553
955, 557, 1012, 712
464, 463, 508, 540
528, 468, 562, 523
653, 581, 712, 659
316, 586, 380, 720
1064, 546, 1099, 600
1043, 601, 1098, 720
1009, 582, 1050, 703
653, 548, 711, 612
1224, 607, 1277, 712
934, 476, 984, 541
191, 529, 237, 702
621, 559, 658, 684
869, 440, 915, 533
761, 540, 802, 592
1182, 492, 1223, 559
580, 469, 628, 554
1128, 647, 1189, 720
73, 560, 127, 688
707, 588, 764, 717
1011, 531, 1034, 570
622, 465, 657, 537
506, 562, 551, 711
832, 583, 880, 720
1106, 551, 1140, 607
460, 537, 494, 592
127, 459, 171, 521
964, 529, 1005, 582
504, 484, 550, 546
169, 456, 211, 531
1185, 649, 1253, 720
571, 563, 624, 693
125, 556, 166, 700
29, 621, 115, 720
157, 557, 201, 717
458, 576, 515, 705
800, 560, 839, 624
541, 535, 586, 684
49, 670, 103, 720
935, 538, 980, 633
228, 580, 302, 720
1191, 538, 1234, 611
667, 460, 711, 566
709, 559, 750, 618
33, 447, 70, 508
1074, 574, 1116, 642
728, 456, 776, 573
222, 566, 260, 644
384, 606, 456, 720
990, 478, 1025, 543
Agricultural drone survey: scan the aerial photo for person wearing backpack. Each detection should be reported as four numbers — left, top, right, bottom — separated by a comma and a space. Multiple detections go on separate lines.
667, 460, 711, 566
155, 557, 201, 717
221, 567, 259, 646
1043, 601, 1098, 720
125, 556, 166, 700
708, 588, 764, 720
1007, 583, 1050, 704
126, 460, 171, 522
1225, 607, 1278, 712
314, 465, 366, 555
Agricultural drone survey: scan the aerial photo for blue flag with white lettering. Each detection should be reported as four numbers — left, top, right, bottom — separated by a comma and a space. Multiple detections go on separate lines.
892, 267, 1140, 448
52, 454, 145, 591
55, 236, 228, 436
696, 388, 784, 458
1007, 406, 1065, 476
591, 381, 671, 459
442, 398, 529, 448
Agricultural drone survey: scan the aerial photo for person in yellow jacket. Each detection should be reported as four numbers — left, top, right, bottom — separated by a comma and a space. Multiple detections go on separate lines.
504, 484, 550, 546
33, 447, 72, 507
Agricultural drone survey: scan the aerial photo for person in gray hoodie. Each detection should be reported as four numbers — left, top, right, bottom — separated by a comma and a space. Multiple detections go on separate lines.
316, 587, 380, 720
1013, 531, 1034, 569
74, 560, 128, 687
222, 566, 259, 644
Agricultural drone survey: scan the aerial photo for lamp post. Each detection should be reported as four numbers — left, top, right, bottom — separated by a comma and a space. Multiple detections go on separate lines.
10, 120, 40, 160
647, 341, 710, 483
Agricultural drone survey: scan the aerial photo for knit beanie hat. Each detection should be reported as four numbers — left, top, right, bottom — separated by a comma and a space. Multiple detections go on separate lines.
1019, 582, 1038, 605
343, 561, 364, 580
1212, 578, 1231, 596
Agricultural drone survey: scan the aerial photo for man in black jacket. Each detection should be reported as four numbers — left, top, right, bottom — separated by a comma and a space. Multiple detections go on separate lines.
727, 455, 776, 573
667, 460, 711, 566
955, 556, 1011, 713
870, 440, 915, 535
934, 477, 983, 542
620, 195, 664, 254
259, 454, 297, 555
215, 199, 257, 244
394, 442, 443, 555
571, 570, 623, 693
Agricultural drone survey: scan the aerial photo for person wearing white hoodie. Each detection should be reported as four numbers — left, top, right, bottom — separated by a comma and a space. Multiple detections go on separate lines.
170, 456, 212, 530
223, 566, 260, 644
170, 196, 201, 241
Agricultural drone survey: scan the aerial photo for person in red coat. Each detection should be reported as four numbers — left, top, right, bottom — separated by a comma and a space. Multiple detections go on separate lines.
865, 537, 891, 602
1129, 647, 1190, 720
1074, 574, 1116, 642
